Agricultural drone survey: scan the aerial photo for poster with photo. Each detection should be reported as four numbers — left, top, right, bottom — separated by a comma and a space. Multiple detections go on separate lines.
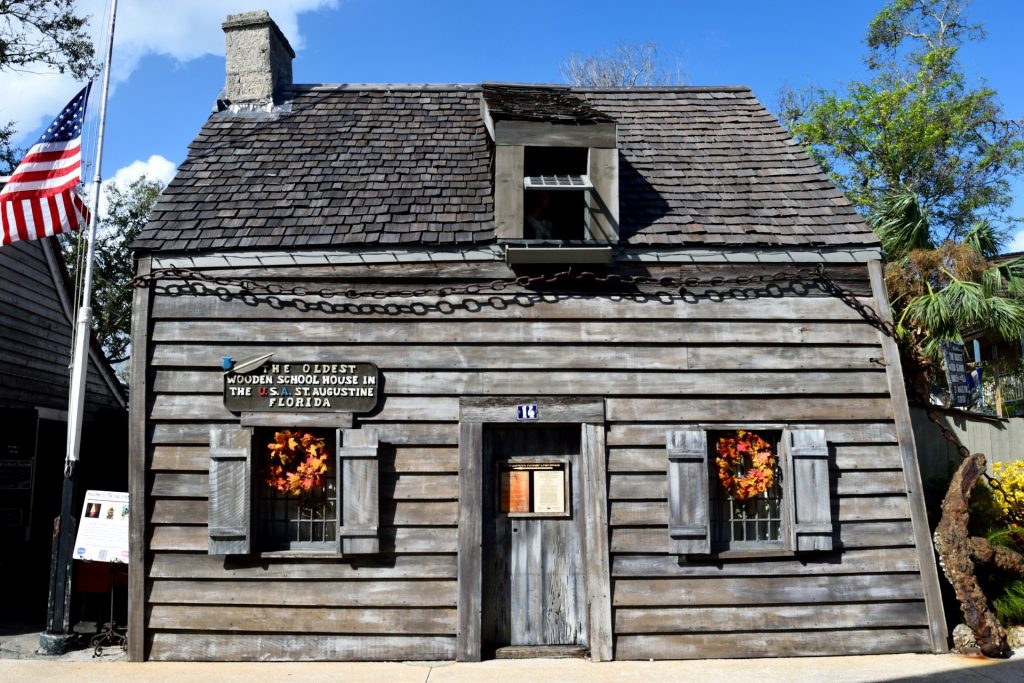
74, 490, 129, 563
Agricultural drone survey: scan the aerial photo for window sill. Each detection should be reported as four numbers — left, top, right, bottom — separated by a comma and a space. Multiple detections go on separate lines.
687, 548, 795, 561
504, 245, 613, 265
255, 549, 340, 559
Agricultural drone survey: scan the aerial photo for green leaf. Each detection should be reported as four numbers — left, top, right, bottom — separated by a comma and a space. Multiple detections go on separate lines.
987, 297, 1024, 341
61, 176, 165, 368
779, 0, 1024, 244
963, 220, 1002, 257
869, 188, 932, 258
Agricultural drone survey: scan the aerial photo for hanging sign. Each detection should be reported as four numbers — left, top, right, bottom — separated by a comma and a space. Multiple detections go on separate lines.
74, 490, 129, 563
223, 355, 379, 413
940, 341, 972, 407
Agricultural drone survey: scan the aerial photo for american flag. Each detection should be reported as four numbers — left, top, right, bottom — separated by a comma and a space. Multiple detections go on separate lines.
0, 84, 92, 246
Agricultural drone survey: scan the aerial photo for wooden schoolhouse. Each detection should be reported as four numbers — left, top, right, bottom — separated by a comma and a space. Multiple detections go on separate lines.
127, 10, 947, 662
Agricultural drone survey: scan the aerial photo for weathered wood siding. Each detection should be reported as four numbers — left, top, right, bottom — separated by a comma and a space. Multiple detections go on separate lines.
0, 237, 124, 415
912, 406, 1024, 479
138, 255, 938, 661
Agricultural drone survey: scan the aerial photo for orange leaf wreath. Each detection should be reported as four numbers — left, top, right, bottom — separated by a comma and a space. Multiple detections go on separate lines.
715, 429, 776, 501
265, 430, 329, 495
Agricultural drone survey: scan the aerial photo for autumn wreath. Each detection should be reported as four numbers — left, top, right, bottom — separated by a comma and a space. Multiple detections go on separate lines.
265, 430, 330, 495
715, 429, 776, 501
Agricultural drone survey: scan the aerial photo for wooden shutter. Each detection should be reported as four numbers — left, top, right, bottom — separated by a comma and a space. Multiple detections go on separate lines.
208, 426, 251, 555
786, 429, 833, 552
666, 430, 710, 555
336, 427, 380, 554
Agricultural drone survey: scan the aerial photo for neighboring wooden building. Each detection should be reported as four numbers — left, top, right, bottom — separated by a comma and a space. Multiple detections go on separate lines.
127, 10, 947, 662
0, 236, 127, 622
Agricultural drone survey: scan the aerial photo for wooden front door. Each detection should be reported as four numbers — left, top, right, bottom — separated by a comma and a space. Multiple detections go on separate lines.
481, 425, 587, 652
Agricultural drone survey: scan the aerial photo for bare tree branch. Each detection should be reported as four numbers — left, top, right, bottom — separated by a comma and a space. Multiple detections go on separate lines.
560, 41, 685, 87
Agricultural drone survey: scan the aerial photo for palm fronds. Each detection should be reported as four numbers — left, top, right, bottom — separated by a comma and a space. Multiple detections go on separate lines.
899, 273, 1024, 361
963, 220, 1003, 258
870, 188, 933, 259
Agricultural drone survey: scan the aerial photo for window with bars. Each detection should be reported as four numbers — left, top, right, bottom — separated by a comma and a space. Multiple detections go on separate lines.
257, 428, 337, 550
708, 430, 785, 551
666, 428, 833, 557
207, 424, 381, 556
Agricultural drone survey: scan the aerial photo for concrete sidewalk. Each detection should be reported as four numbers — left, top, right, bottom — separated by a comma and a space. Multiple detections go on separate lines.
3, 636, 1024, 683
2, 653, 1024, 683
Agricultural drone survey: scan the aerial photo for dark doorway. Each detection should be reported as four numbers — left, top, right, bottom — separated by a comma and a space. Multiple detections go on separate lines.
0, 413, 66, 626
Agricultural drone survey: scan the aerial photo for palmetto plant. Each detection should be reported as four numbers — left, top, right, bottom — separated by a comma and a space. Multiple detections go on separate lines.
874, 188, 1024, 391
870, 188, 933, 258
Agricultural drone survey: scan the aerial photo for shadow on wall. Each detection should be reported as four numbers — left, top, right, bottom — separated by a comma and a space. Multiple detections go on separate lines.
145, 279, 834, 319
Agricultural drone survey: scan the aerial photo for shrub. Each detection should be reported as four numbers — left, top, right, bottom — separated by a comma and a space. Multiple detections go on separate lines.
993, 581, 1024, 627
991, 461, 1024, 528
975, 461, 1024, 626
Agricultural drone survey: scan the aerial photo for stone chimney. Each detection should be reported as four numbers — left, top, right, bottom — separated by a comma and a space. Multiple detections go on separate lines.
222, 10, 295, 103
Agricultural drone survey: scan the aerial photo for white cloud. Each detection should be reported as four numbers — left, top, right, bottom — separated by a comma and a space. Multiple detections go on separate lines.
107, 154, 177, 188
0, 70, 80, 147
1007, 230, 1024, 255
2, 0, 335, 145
110, 0, 336, 80
96, 154, 177, 217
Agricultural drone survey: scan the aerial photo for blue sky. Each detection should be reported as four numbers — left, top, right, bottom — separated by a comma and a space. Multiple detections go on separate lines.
6, 0, 1024, 248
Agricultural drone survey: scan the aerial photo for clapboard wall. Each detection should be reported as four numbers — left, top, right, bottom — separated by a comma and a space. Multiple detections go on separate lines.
2, 236, 127, 623
0, 237, 124, 416
132, 252, 943, 661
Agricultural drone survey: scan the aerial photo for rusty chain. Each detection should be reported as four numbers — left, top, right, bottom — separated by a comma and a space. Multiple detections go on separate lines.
131, 262, 998, 486
812, 270, 1001, 489
130, 263, 835, 299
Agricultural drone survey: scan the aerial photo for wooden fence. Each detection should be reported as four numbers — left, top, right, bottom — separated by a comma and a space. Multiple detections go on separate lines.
911, 406, 1024, 483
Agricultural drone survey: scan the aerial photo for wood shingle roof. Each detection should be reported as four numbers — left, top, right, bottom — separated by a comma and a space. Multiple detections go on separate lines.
134, 84, 878, 253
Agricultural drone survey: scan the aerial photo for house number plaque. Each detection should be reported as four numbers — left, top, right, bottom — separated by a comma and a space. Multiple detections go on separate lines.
223, 355, 379, 413
516, 404, 538, 420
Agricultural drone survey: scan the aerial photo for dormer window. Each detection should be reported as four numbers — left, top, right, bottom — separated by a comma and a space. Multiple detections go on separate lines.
482, 84, 619, 251
523, 146, 590, 240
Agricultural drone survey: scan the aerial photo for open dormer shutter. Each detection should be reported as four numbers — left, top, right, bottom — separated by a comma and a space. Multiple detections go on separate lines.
666, 429, 710, 554
208, 426, 252, 555
336, 427, 380, 554
786, 429, 833, 551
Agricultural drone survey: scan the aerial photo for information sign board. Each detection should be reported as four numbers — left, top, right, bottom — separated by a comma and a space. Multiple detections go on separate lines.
940, 341, 972, 407
74, 490, 129, 563
0, 459, 31, 490
532, 470, 566, 513
498, 462, 568, 515
224, 358, 379, 413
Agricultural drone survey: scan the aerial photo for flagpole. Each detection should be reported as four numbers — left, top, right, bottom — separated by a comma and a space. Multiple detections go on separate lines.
40, 0, 118, 655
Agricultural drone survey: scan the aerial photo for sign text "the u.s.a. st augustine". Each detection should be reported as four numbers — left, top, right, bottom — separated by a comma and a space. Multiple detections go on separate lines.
224, 362, 379, 413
